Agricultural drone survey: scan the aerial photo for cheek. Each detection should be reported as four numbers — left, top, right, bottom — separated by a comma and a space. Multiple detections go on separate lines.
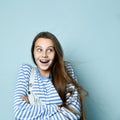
50, 53, 55, 60
33, 51, 39, 59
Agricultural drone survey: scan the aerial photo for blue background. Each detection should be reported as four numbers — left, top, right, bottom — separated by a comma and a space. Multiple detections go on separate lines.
0, 0, 120, 120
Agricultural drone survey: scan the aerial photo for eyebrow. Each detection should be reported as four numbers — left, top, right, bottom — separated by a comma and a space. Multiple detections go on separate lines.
35, 46, 54, 48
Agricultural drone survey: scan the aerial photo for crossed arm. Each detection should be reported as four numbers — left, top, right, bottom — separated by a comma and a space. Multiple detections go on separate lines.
14, 63, 81, 120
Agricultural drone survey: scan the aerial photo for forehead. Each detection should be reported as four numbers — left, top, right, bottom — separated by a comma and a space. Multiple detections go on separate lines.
35, 38, 54, 47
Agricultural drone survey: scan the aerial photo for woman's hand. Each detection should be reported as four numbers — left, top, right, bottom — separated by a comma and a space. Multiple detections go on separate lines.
22, 96, 29, 103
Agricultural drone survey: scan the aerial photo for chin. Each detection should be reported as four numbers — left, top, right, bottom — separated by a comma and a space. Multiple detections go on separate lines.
40, 66, 51, 71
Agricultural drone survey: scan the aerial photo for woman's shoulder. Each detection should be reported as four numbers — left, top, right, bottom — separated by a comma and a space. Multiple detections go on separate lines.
64, 61, 72, 67
18, 64, 36, 78
64, 61, 78, 81
19, 64, 34, 72
20, 63, 32, 68
64, 61, 74, 71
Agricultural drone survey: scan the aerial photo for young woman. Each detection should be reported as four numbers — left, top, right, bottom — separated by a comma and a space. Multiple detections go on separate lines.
14, 32, 86, 120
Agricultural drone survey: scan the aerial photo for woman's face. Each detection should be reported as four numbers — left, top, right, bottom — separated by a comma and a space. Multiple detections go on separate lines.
34, 38, 55, 76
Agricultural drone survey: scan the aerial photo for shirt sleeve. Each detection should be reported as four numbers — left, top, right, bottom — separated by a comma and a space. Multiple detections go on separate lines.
64, 61, 78, 81
60, 84, 81, 120
49, 84, 81, 120
13, 64, 59, 120
48, 61, 81, 120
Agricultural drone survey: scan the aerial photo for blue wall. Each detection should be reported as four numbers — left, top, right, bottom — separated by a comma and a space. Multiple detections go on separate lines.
0, 0, 120, 120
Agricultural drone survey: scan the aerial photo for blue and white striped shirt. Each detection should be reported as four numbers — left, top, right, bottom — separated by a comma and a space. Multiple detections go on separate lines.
14, 61, 81, 120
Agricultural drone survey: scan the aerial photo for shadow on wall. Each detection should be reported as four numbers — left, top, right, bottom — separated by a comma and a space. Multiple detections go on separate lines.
84, 96, 103, 120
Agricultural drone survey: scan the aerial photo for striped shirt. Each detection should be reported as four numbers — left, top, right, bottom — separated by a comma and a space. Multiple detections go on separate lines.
14, 61, 81, 120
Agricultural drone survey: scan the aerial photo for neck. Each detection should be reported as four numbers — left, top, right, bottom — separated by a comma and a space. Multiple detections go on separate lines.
39, 69, 51, 77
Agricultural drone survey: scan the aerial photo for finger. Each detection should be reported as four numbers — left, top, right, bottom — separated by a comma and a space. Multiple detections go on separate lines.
22, 96, 25, 101
23, 96, 29, 103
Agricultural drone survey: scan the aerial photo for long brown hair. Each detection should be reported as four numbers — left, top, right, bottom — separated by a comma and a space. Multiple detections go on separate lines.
31, 31, 87, 120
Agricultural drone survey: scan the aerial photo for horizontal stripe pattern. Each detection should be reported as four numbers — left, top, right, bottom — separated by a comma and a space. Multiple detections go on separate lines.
14, 61, 81, 120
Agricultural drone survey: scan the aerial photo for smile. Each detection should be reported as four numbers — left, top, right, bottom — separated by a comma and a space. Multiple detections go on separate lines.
40, 59, 50, 64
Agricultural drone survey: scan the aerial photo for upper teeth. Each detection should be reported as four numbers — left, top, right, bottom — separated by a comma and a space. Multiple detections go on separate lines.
40, 60, 49, 62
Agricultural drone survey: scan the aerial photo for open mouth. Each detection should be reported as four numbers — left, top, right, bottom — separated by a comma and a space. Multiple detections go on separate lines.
40, 59, 50, 64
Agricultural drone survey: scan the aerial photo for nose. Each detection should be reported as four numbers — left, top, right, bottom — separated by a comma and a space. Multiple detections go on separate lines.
41, 51, 47, 57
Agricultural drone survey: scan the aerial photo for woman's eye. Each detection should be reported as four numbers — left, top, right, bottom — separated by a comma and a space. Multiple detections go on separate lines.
47, 48, 54, 53
37, 48, 42, 52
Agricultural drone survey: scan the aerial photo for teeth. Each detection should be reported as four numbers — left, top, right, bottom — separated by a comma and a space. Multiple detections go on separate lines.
40, 59, 49, 63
